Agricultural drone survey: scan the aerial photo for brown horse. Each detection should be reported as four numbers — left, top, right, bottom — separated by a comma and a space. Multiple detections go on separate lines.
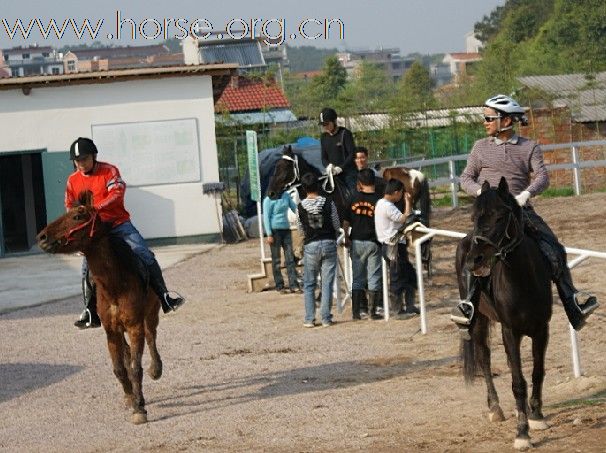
36, 191, 162, 424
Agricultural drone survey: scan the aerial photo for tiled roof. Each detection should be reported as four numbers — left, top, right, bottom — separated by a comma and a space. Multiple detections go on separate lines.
216, 77, 290, 112
518, 72, 606, 122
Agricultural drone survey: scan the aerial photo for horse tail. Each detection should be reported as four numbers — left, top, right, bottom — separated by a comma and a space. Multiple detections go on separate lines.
418, 176, 431, 227
461, 314, 491, 385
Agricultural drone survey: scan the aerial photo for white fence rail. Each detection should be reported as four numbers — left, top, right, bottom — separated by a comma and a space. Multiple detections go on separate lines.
411, 225, 606, 378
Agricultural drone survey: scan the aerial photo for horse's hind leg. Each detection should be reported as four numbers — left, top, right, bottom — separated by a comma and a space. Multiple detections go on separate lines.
529, 325, 549, 430
502, 327, 531, 450
145, 300, 162, 380
473, 314, 504, 422
126, 326, 147, 424
106, 330, 134, 409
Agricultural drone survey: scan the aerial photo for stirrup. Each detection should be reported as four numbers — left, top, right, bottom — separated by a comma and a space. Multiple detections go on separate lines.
574, 292, 599, 316
450, 300, 474, 326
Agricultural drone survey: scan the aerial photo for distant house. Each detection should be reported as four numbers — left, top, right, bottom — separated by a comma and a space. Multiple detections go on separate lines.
69, 44, 170, 61
3, 45, 63, 77
442, 52, 482, 83
0, 52, 10, 78
215, 76, 296, 126
337, 48, 414, 82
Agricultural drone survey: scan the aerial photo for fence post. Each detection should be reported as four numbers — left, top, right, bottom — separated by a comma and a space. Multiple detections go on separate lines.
572, 146, 581, 195
448, 159, 459, 208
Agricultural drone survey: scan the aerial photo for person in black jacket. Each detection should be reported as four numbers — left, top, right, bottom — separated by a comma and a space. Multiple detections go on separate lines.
319, 107, 357, 192
297, 173, 341, 328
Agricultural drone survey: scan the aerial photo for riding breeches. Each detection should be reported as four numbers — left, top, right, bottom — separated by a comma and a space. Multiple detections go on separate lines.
522, 207, 567, 279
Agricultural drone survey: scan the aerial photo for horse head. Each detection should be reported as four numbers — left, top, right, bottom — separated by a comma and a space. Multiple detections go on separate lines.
37, 190, 106, 254
467, 177, 523, 277
267, 145, 299, 199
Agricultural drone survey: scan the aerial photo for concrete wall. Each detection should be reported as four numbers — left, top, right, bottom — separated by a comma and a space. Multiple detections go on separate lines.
0, 75, 222, 240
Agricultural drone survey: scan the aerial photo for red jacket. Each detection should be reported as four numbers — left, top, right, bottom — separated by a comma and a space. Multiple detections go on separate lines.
65, 161, 130, 227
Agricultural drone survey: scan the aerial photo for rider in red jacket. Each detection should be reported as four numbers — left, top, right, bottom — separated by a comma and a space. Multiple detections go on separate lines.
66, 137, 185, 328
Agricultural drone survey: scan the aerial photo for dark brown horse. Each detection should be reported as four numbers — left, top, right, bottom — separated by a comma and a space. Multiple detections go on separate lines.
36, 191, 162, 424
456, 177, 552, 450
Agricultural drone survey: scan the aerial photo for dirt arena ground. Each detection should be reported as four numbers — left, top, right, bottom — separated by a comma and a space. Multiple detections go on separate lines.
1, 193, 605, 452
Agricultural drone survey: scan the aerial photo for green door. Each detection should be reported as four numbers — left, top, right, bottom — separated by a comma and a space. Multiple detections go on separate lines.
41, 151, 72, 223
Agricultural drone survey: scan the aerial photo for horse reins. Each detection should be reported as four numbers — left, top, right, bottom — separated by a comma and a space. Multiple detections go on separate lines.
281, 154, 300, 188
64, 210, 99, 245
282, 154, 335, 193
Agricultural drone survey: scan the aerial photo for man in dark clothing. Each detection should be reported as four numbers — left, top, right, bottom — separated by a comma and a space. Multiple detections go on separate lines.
319, 107, 357, 192
343, 169, 383, 320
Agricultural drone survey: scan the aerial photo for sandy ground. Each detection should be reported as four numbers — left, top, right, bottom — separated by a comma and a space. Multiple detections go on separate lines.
1, 193, 605, 452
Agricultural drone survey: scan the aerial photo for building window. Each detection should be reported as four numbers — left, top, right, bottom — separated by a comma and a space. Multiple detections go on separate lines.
67, 61, 76, 71
22, 53, 30, 59
51, 67, 60, 75
42, 52, 50, 57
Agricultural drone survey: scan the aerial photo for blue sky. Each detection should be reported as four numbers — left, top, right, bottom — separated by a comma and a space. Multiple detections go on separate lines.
1, 0, 504, 54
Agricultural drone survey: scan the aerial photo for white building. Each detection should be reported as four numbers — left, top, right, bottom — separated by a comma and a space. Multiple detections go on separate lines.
0, 64, 237, 256
2, 45, 64, 77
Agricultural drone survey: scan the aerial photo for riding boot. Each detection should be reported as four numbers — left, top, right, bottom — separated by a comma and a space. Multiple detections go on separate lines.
403, 289, 420, 315
148, 261, 186, 314
74, 272, 101, 329
367, 291, 383, 320
554, 269, 599, 331
351, 290, 364, 320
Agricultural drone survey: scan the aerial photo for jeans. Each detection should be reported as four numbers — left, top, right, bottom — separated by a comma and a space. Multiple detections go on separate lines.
269, 229, 298, 289
303, 239, 337, 324
351, 240, 382, 291
82, 220, 157, 277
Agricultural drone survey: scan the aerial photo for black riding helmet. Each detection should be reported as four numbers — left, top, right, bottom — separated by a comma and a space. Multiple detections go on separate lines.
69, 137, 98, 161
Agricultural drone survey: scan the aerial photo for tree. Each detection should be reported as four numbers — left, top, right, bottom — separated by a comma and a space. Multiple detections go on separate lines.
336, 61, 394, 115
391, 61, 436, 114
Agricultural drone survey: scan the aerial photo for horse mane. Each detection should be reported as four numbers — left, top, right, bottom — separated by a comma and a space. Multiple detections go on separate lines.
475, 181, 522, 221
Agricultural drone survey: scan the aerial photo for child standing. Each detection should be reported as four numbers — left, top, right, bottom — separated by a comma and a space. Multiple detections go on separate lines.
263, 190, 300, 293
297, 173, 340, 328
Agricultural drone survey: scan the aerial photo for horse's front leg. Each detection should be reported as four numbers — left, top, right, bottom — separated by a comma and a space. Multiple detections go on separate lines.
473, 314, 504, 422
528, 324, 549, 430
126, 325, 147, 424
502, 327, 531, 450
106, 330, 134, 409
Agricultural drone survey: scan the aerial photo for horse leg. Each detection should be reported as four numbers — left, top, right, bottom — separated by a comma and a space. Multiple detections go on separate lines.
145, 299, 163, 380
125, 326, 147, 424
106, 330, 135, 409
502, 327, 531, 450
528, 324, 549, 430
474, 315, 504, 422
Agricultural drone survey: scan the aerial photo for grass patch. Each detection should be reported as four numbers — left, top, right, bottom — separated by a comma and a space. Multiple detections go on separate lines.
548, 389, 606, 409
541, 187, 575, 198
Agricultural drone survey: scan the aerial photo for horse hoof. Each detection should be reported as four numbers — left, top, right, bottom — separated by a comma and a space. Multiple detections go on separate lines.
489, 407, 505, 422
528, 419, 549, 430
148, 363, 163, 380
131, 412, 148, 424
513, 437, 532, 451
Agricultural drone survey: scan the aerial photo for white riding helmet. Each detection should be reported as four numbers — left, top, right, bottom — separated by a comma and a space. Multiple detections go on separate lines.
484, 94, 528, 127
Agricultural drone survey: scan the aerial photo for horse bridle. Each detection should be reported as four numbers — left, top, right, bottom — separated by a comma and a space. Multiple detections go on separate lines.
281, 153, 337, 194
472, 203, 524, 261
64, 209, 98, 245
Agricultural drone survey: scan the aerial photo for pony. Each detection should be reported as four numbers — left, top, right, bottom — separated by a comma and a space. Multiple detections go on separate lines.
455, 177, 552, 450
36, 191, 162, 424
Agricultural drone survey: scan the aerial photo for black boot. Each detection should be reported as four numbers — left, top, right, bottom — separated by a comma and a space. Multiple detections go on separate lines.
74, 272, 101, 329
359, 292, 369, 319
403, 289, 419, 315
555, 269, 599, 331
148, 261, 185, 314
352, 290, 364, 320
367, 291, 383, 320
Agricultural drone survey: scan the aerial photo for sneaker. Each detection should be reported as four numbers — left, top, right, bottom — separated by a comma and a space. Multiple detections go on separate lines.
369, 312, 383, 320
322, 320, 335, 328
450, 301, 473, 326
74, 309, 101, 329
404, 306, 420, 315
290, 287, 303, 294
359, 311, 369, 320
303, 321, 315, 328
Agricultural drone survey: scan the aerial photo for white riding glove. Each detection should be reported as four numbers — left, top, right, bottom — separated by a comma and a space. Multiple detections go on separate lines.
332, 166, 343, 175
515, 190, 531, 206
476, 188, 482, 196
